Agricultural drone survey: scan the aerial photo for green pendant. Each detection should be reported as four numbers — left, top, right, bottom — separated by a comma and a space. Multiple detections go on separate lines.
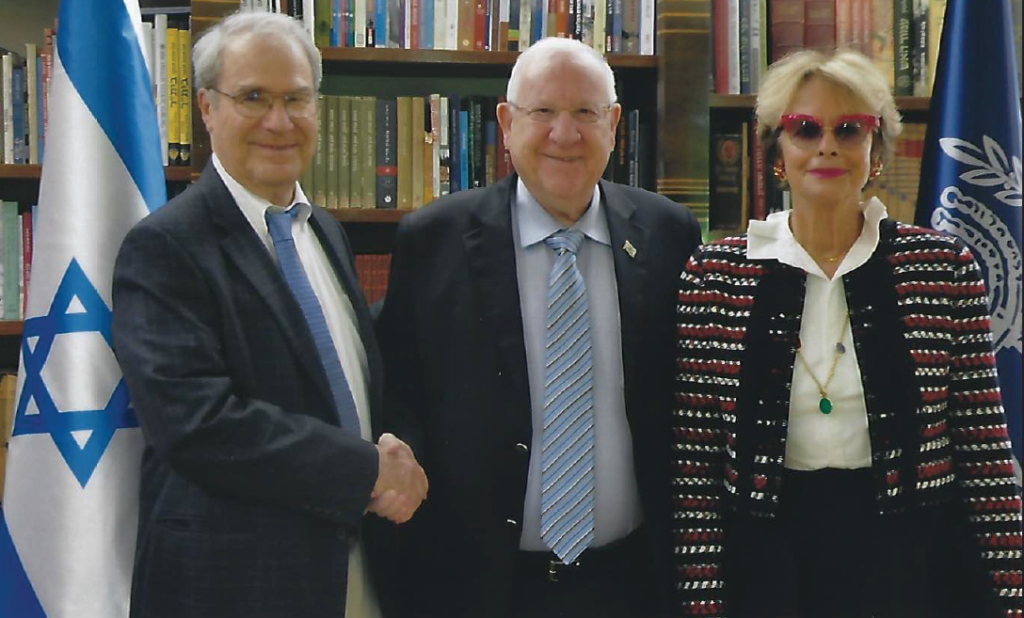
819, 397, 833, 414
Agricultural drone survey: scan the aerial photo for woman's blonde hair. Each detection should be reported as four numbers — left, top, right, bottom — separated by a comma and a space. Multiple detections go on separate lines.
755, 48, 902, 179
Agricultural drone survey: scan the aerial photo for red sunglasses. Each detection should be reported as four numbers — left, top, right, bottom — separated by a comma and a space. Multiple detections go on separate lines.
779, 113, 880, 148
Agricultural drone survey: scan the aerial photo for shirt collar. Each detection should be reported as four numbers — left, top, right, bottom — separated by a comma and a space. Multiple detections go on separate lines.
746, 196, 888, 280
212, 153, 312, 241
513, 178, 609, 249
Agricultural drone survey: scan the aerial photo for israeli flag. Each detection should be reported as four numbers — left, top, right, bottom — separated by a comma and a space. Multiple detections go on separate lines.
916, 0, 1022, 486
0, 0, 166, 615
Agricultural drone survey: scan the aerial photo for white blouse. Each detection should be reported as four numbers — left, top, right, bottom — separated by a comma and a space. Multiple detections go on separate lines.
746, 198, 888, 470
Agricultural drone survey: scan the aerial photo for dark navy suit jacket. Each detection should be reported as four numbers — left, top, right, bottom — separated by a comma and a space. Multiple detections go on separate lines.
112, 164, 396, 618
376, 175, 702, 617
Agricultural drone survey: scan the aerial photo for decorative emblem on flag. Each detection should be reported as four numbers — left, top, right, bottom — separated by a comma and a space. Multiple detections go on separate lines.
930, 135, 1022, 354
12, 259, 138, 488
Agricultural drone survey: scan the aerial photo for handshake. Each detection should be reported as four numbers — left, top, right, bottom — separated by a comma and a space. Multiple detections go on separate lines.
369, 433, 429, 524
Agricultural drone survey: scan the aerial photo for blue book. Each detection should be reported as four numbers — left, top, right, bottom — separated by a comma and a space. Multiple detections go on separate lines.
375, 0, 388, 46
422, 0, 434, 48
458, 110, 469, 193
332, 0, 342, 46
12, 65, 25, 164
532, 0, 543, 44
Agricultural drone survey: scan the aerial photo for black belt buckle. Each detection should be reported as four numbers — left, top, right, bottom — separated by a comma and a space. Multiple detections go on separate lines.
547, 558, 580, 583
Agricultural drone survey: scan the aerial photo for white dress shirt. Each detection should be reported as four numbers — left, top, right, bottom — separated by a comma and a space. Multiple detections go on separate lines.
746, 197, 889, 470
512, 178, 644, 551
212, 155, 381, 618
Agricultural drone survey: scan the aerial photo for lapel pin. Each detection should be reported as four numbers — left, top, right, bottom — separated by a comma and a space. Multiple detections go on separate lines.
623, 240, 637, 258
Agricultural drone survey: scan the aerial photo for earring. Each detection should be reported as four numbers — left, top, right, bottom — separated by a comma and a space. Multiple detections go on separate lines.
772, 162, 787, 182
869, 160, 884, 179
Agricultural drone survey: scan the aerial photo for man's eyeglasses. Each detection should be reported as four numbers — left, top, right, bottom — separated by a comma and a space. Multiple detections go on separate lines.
208, 88, 318, 119
508, 102, 615, 125
779, 113, 880, 149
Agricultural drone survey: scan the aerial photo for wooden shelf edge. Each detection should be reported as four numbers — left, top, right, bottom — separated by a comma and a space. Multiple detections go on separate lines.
331, 208, 414, 223
319, 47, 657, 69
711, 94, 932, 113
0, 164, 195, 182
0, 321, 24, 336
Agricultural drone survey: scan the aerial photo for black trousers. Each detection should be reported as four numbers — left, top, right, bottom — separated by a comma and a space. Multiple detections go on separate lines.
508, 527, 659, 618
723, 468, 1002, 618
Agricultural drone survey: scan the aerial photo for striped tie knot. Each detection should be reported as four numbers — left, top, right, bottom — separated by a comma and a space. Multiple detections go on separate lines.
545, 229, 585, 256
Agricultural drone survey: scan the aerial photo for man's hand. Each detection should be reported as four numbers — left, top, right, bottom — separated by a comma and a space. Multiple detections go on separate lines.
368, 433, 428, 524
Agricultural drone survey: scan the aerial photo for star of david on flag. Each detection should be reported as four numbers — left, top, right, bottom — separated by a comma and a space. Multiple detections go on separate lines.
0, 0, 166, 615
916, 0, 1023, 487
14, 259, 138, 488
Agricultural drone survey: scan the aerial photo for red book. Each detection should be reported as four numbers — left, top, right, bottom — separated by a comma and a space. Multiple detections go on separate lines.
804, 0, 836, 52
474, 0, 487, 50
713, 0, 730, 94
769, 0, 804, 62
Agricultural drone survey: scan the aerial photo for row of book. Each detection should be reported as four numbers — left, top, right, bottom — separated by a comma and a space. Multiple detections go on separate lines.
708, 120, 925, 237
1, 15, 192, 169
1, 43, 49, 165
298, 94, 648, 210
714, 0, 946, 97
0, 202, 34, 321
242, 0, 656, 54
139, 15, 193, 167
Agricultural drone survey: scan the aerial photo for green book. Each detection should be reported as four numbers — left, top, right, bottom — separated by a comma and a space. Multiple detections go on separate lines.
313, 95, 327, 206
338, 96, 352, 209
350, 97, 363, 209
362, 96, 376, 209
326, 96, 339, 209
1, 202, 20, 320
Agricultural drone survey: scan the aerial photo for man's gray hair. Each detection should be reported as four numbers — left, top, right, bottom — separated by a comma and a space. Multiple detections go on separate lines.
192, 10, 322, 92
506, 37, 617, 105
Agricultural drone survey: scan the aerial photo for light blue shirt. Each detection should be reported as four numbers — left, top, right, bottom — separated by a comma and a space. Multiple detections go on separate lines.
512, 178, 644, 551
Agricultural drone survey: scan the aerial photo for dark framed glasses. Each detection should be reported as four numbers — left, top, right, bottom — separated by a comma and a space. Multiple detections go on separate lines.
779, 113, 880, 149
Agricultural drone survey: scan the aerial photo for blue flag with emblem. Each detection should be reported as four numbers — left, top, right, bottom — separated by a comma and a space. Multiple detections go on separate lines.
915, 0, 1023, 487
0, 0, 166, 615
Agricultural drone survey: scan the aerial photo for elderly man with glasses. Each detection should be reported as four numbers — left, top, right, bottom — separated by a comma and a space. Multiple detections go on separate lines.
376, 36, 702, 618
111, 11, 426, 618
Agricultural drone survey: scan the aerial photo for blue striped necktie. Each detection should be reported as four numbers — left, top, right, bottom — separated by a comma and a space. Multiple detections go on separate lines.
265, 208, 360, 433
540, 228, 595, 564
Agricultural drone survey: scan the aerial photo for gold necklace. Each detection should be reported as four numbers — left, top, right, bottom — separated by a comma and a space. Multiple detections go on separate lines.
795, 317, 850, 415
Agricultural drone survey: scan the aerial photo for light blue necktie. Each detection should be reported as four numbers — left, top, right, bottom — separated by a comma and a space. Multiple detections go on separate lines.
266, 208, 360, 433
540, 228, 595, 564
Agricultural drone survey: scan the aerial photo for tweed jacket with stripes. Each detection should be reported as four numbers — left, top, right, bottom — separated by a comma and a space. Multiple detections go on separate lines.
671, 219, 1022, 617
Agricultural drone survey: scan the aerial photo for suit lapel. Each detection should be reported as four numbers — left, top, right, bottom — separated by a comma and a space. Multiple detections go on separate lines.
463, 177, 532, 427
600, 180, 650, 415
200, 166, 336, 416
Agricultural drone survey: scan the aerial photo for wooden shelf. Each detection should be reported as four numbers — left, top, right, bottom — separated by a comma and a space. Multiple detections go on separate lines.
319, 47, 658, 69
0, 164, 195, 182
0, 321, 23, 336
710, 94, 931, 113
331, 208, 413, 223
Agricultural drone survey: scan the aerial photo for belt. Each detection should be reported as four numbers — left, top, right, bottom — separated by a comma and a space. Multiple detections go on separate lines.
516, 527, 647, 583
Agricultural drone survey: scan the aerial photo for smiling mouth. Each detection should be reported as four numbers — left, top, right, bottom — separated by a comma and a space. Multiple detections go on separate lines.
255, 144, 296, 151
810, 168, 845, 177
545, 155, 579, 162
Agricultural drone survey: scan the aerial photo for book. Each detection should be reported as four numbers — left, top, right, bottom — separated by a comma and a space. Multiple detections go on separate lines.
25, 45, 38, 165
154, 15, 169, 165
709, 132, 744, 232
362, 96, 376, 208
167, 25, 180, 166
2, 201, 20, 320
350, 96, 364, 208
894, 0, 913, 95
338, 96, 352, 208
911, 0, 929, 96
411, 96, 425, 208
178, 22, 192, 168
769, 0, 804, 62
870, 0, 895, 89
397, 96, 413, 208
326, 96, 339, 209
805, 0, 836, 52
376, 97, 398, 208
313, 95, 327, 206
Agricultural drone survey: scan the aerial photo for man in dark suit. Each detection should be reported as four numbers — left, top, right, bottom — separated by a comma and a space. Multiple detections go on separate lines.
111, 12, 426, 618
376, 37, 702, 618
